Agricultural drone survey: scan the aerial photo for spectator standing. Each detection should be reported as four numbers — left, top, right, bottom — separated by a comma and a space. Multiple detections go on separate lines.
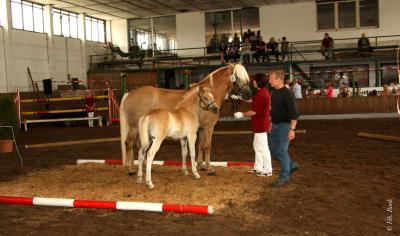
268, 71, 300, 187
337, 72, 349, 88
233, 73, 273, 177
233, 33, 241, 47
292, 79, 302, 99
321, 33, 334, 59
326, 81, 333, 99
280, 37, 290, 61
218, 41, 228, 64
85, 94, 96, 127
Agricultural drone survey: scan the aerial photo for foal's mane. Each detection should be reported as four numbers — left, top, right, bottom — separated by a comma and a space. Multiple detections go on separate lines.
173, 86, 200, 110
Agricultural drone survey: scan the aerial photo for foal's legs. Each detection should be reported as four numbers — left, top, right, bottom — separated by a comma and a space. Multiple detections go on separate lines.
145, 138, 163, 189
187, 133, 200, 179
180, 138, 189, 175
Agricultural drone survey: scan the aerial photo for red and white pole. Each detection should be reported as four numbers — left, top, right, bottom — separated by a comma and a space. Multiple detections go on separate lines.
76, 159, 254, 167
0, 195, 213, 215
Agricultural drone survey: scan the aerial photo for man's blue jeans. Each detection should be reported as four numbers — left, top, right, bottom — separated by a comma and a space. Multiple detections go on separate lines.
268, 122, 298, 181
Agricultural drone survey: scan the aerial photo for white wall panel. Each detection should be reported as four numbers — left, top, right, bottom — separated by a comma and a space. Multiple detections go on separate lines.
176, 12, 205, 56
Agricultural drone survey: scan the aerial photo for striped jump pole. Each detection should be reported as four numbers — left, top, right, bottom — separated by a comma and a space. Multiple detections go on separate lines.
0, 196, 213, 215
21, 107, 109, 115
77, 159, 255, 167
19, 95, 108, 103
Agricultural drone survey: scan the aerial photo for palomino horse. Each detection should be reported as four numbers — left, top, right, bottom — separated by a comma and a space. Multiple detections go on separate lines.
136, 87, 219, 189
120, 63, 250, 175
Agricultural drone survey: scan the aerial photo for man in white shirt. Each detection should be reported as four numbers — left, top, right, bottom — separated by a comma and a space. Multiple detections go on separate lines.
292, 79, 302, 99
337, 72, 349, 88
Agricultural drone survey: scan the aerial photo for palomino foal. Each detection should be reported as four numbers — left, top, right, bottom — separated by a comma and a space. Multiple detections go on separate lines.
136, 87, 219, 189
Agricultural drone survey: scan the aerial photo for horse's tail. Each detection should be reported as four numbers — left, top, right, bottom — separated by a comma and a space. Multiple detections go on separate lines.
138, 114, 150, 151
119, 92, 130, 166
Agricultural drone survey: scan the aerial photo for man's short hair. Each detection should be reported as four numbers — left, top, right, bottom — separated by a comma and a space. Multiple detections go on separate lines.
269, 71, 285, 80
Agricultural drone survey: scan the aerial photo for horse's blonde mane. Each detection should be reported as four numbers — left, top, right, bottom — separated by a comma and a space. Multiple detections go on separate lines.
189, 65, 232, 88
189, 64, 249, 88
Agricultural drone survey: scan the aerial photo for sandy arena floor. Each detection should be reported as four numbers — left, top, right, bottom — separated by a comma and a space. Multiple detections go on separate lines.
0, 118, 399, 235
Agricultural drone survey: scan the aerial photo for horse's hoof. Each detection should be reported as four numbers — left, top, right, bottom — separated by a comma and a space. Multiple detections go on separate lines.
183, 170, 189, 176
194, 173, 201, 179
128, 171, 136, 176
207, 171, 217, 176
136, 178, 142, 184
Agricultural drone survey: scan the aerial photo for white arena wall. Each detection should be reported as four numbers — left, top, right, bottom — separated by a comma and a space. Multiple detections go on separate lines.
0, 27, 6, 93
260, 0, 400, 43
0, 27, 106, 93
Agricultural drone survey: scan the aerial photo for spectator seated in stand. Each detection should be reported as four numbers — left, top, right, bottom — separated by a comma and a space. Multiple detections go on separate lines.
321, 33, 334, 59
226, 41, 239, 63
380, 84, 391, 96
239, 37, 252, 63
266, 37, 279, 62
358, 33, 373, 56
368, 90, 378, 96
254, 37, 266, 63
337, 87, 351, 97
305, 88, 317, 99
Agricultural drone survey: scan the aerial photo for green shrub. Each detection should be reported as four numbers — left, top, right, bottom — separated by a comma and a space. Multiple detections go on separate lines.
0, 96, 19, 139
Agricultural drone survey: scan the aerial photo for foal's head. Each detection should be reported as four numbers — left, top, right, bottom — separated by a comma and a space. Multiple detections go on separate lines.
198, 87, 219, 114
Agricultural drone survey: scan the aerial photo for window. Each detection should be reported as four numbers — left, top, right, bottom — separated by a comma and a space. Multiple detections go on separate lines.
11, 0, 44, 33
128, 16, 176, 55
338, 1, 356, 28
316, 0, 378, 30
153, 16, 176, 52
360, 0, 378, 27
317, 3, 335, 30
52, 9, 79, 38
85, 16, 106, 43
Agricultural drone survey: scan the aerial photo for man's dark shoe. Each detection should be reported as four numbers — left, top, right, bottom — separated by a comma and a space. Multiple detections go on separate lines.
290, 165, 299, 175
271, 178, 289, 187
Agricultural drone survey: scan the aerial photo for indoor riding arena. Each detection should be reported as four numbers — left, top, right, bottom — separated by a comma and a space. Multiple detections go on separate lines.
0, 0, 399, 235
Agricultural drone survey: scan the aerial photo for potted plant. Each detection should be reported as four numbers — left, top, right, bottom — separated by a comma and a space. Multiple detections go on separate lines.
0, 95, 19, 153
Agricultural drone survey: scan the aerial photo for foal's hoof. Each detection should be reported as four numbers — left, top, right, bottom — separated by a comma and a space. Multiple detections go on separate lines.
199, 165, 208, 171
183, 170, 189, 176
207, 171, 217, 176
128, 171, 136, 176
146, 182, 154, 190
136, 178, 142, 184
194, 173, 201, 179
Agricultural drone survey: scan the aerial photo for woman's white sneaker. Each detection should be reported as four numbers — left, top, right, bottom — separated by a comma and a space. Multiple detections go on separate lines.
256, 172, 272, 177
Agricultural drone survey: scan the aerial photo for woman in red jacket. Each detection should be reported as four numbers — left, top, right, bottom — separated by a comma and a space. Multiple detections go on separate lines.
233, 73, 272, 177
